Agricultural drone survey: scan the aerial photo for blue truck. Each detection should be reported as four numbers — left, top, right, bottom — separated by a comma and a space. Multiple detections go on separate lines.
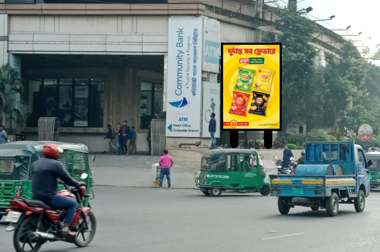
269, 141, 372, 217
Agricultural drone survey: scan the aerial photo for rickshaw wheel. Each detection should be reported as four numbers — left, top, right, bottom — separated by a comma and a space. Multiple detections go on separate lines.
260, 184, 271, 196
210, 188, 222, 197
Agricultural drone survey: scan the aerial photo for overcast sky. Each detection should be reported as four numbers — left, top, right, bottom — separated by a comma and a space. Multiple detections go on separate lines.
265, 0, 378, 55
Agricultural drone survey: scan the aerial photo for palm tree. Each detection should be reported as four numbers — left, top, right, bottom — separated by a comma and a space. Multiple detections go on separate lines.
0, 63, 30, 128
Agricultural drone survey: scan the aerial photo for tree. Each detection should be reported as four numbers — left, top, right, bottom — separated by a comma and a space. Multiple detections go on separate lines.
0, 63, 29, 127
263, 3, 317, 136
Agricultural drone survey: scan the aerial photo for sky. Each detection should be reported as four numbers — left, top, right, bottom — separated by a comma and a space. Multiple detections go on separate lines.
265, 0, 379, 56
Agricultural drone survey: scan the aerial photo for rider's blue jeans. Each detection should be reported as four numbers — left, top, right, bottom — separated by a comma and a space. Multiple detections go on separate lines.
48, 195, 77, 224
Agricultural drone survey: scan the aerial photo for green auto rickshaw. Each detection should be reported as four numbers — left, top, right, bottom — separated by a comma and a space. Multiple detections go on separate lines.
0, 141, 95, 219
365, 151, 380, 189
195, 149, 271, 197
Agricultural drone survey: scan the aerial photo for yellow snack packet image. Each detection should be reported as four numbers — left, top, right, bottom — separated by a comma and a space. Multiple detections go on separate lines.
252, 67, 275, 93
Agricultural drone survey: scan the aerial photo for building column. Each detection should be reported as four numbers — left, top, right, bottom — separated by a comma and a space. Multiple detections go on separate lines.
0, 14, 8, 127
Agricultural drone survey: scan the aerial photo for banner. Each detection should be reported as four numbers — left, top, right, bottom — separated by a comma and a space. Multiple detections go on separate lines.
202, 82, 220, 138
203, 18, 220, 73
74, 86, 89, 127
166, 17, 203, 137
221, 44, 281, 130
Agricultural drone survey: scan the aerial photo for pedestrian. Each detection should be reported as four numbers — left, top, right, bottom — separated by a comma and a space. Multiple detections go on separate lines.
159, 149, 174, 190
0, 125, 8, 144
282, 145, 294, 168
147, 123, 151, 155
119, 120, 131, 156
128, 126, 137, 154
298, 150, 305, 165
209, 112, 217, 149
115, 123, 121, 155
103, 124, 115, 153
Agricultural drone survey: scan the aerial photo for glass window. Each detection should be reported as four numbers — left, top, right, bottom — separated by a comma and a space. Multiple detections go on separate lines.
140, 82, 165, 129
358, 149, 366, 167
369, 159, 380, 171
27, 77, 104, 128
27, 80, 43, 127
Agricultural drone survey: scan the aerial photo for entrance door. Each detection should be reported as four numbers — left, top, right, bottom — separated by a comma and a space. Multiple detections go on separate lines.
227, 154, 242, 188
242, 154, 258, 190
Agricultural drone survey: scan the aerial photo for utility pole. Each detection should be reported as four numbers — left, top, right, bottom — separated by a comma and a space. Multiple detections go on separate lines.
254, 0, 263, 42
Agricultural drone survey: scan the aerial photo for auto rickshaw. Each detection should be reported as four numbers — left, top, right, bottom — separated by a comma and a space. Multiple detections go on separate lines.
195, 149, 271, 197
0, 141, 95, 219
365, 151, 380, 189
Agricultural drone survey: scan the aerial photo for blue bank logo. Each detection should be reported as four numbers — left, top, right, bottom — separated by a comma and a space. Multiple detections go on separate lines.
167, 124, 173, 132
169, 97, 188, 108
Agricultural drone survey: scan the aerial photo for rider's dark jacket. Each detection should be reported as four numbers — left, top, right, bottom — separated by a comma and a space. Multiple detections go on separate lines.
31, 157, 80, 202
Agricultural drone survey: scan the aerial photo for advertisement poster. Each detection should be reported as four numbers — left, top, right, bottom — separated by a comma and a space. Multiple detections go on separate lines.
202, 82, 220, 138
74, 86, 89, 127
59, 86, 73, 127
221, 43, 281, 130
166, 17, 203, 137
203, 18, 220, 73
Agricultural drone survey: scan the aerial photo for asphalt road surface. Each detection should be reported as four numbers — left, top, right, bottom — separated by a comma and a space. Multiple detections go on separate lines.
1, 187, 380, 252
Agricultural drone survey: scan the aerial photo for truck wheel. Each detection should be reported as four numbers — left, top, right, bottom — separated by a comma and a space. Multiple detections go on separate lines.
310, 206, 319, 211
260, 184, 271, 196
354, 190, 365, 212
210, 188, 222, 197
278, 197, 290, 215
326, 192, 339, 217
201, 188, 210, 196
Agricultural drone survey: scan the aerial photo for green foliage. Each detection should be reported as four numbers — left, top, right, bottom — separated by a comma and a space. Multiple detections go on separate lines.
306, 129, 333, 142
286, 144, 303, 150
353, 136, 380, 150
285, 134, 306, 146
0, 63, 30, 126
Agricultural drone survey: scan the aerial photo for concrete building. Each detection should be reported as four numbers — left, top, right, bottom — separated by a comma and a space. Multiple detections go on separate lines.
0, 0, 345, 152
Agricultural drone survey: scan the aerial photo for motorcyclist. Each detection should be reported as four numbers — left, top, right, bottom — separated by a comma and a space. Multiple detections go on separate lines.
297, 151, 305, 165
282, 145, 294, 168
31, 144, 85, 237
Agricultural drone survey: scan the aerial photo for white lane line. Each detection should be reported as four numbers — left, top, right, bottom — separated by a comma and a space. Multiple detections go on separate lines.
262, 232, 304, 240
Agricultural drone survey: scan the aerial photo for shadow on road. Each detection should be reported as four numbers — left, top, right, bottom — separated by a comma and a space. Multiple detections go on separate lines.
262, 210, 358, 219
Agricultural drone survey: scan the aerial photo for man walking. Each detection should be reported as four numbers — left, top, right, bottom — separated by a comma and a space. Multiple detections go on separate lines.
209, 113, 217, 149
119, 120, 131, 156
282, 145, 294, 168
159, 149, 174, 190
103, 124, 115, 153
128, 126, 137, 154
0, 125, 8, 144
115, 123, 121, 155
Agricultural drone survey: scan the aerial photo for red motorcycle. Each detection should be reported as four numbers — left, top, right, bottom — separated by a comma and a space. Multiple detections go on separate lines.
4, 173, 96, 252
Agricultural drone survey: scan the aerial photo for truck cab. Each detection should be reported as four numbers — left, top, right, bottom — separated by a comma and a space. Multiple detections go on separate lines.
270, 141, 372, 217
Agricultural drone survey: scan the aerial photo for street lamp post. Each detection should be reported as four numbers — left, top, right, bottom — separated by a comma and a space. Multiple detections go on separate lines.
315, 15, 335, 21
331, 26, 351, 31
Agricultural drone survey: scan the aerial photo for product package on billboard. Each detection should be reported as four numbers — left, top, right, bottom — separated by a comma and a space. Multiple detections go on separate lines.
233, 68, 256, 93
229, 91, 251, 117
253, 67, 275, 93
248, 91, 270, 117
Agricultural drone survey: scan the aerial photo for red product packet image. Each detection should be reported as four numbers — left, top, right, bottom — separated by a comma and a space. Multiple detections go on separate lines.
229, 91, 251, 117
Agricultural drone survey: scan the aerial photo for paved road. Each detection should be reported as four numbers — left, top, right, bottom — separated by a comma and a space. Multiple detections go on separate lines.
1, 187, 380, 252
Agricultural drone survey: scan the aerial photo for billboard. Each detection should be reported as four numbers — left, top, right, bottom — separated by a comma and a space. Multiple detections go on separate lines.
221, 43, 282, 131
202, 82, 220, 138
203, 19, 220, 73
166, 17, 203, 137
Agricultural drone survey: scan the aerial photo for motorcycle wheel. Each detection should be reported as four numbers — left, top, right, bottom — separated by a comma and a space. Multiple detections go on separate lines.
74, 211, 97, 247
13, 216, 44, 252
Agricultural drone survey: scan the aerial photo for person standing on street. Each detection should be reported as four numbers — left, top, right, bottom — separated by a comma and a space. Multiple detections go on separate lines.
114, 123, 121, 155
0, 125, 8, 144
119, 120, 131, 156
282, 145, 294, 168
128, 126, 137, 154
159, 149, 174, 190
147, 123, 151, 155
103, 124, 115, 153
209, 113, 217, 149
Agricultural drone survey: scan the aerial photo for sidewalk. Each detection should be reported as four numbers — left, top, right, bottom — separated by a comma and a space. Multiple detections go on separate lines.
90, 149, 303, 189
90, 153, 200, 189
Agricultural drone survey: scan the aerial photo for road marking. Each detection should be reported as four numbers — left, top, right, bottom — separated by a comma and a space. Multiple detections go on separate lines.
262, 232, 304, 240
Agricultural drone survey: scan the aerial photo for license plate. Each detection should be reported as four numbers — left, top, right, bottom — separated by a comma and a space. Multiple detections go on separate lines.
5, 211, 22, 223
292, 188, 304, 195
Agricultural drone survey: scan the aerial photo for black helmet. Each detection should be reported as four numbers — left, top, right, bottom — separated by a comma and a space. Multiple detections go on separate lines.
301, 151, 305, 156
